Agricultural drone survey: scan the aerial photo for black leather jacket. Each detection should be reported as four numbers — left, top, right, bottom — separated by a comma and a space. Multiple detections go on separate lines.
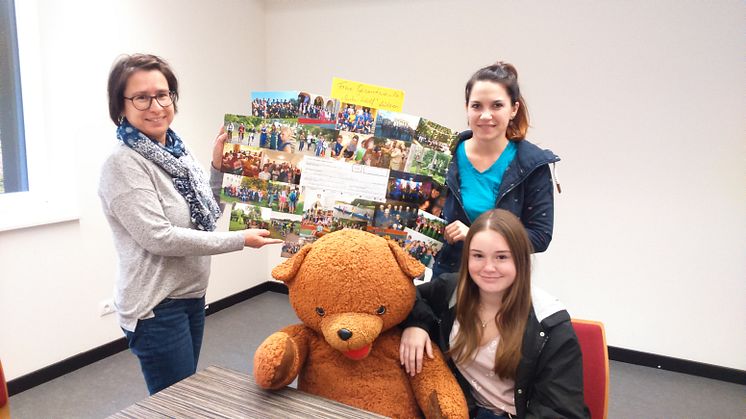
403, 273, 589, 419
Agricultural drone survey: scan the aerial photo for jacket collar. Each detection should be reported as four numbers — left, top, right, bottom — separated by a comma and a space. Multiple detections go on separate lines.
445, 130, 560, 197
531, 286, 567, 325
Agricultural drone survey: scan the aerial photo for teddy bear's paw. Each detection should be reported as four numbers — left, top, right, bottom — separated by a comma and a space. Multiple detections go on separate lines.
253, 331, 298, 389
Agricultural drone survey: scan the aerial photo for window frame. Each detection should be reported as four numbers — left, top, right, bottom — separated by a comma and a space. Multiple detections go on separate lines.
0, 0, 27, 194
0, 0, 78, 231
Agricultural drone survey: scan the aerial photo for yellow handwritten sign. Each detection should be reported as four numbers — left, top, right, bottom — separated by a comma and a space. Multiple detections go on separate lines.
330, 77, 405, 112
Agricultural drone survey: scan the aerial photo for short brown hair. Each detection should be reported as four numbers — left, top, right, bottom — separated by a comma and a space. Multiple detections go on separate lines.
107, 53, 179, 125
465, 61, 529, 140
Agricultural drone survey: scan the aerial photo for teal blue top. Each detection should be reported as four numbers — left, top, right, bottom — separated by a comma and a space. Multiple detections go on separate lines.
457, 140, 517, 222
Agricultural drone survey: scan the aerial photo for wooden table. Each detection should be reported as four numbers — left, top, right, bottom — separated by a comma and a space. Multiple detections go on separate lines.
109, 366, 388, 419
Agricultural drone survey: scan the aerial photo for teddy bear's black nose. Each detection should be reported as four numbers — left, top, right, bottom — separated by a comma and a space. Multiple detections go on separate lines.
337, 328, 353, 341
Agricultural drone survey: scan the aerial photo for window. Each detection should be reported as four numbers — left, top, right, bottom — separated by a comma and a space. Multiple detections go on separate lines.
0, 0, 27, 194
0, 0, 78, 231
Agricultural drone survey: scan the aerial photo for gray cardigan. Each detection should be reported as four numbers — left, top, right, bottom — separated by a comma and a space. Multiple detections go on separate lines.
98, 145, 244, 332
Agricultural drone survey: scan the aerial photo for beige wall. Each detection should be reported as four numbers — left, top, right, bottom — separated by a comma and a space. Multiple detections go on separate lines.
264, 0, 746, 369
0, 0, 744, 382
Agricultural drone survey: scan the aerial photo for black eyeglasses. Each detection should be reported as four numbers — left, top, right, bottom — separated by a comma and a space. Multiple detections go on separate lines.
123, 91, 175, 111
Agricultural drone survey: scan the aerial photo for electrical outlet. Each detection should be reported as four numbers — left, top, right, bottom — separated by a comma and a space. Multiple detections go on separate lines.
99, 299, 116, 317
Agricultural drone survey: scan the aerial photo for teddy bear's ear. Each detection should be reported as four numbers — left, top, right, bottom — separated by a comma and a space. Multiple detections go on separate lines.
272, 243, 313, 284
386, 239, 426, 279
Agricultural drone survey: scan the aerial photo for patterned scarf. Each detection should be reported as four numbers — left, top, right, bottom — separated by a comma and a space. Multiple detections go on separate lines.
117, 119, 221, 231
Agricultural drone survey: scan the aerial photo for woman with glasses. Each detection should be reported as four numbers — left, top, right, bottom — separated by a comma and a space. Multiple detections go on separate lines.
99, 54, 282, 395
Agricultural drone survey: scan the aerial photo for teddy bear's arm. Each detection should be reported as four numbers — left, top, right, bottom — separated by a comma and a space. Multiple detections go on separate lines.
409, 345, 469, 419
253, 324, 311, 390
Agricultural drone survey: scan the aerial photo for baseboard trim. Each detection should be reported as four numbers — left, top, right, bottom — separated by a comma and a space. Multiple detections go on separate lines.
7, 281, 288, 396
608, 346, 744, 385
9, 282, 742, 395
7, 337, 129, 397
204, 281, 288, 316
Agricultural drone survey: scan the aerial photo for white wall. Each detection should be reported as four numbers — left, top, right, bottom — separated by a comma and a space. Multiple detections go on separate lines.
0, 0, 269, 381
1, 0, 743, 382
263, 0, 746, 369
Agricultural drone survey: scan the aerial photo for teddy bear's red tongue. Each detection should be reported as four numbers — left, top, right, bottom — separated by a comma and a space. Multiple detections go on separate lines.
342, 344, 371, 360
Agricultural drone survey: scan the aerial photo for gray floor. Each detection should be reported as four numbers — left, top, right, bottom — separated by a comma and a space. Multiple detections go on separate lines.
9, 292, 746, 418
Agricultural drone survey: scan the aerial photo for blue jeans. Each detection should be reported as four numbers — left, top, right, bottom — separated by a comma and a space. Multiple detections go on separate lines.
123, 296, 206, 395
474, 407, 511, 419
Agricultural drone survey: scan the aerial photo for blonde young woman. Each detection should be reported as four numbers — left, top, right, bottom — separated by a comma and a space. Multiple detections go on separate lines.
399, 210, 588, 418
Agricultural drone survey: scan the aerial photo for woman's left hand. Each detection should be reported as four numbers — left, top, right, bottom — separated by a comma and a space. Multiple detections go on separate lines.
212, 126, 228, 170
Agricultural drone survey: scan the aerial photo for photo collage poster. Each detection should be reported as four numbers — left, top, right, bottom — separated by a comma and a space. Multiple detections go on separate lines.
218, 82, 458, 268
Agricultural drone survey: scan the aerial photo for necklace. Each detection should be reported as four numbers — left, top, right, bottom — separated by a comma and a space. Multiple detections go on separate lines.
478, 305, 490, 328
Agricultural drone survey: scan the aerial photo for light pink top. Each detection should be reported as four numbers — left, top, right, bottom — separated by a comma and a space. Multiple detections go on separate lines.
450, 319, 517, 416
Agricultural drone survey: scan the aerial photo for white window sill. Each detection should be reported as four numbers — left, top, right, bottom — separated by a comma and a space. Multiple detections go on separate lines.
0, 190, 78, 231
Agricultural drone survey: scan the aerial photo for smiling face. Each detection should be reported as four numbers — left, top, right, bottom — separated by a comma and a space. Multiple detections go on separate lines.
466, 80, 518, 143
122, 69, 174, 144
467, 229, 516, 299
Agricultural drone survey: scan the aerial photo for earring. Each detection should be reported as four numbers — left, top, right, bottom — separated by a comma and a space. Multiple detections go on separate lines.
118, 115, 124, 124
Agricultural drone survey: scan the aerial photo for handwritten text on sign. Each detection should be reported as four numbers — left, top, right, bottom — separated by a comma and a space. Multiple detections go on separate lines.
330, 77, 405, 112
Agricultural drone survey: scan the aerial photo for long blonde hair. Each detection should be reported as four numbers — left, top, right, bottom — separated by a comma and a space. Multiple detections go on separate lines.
448, 209, 533, 380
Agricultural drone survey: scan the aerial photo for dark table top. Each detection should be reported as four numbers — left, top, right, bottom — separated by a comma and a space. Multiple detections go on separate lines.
108, 365, 388, 419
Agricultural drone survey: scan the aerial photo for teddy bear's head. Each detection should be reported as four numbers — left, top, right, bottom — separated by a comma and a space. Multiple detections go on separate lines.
272, 229, 424, 360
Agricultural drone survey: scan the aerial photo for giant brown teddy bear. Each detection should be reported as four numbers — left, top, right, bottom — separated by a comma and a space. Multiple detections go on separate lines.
253, 229, 468, 418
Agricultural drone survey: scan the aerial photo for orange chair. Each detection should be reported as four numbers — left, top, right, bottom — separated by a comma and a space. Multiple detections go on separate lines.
0, 359, 9, 419
571, 319, 609, 419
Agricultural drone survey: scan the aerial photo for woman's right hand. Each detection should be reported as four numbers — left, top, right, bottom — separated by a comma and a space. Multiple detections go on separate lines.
399, 327, 433, 376
444, 220, 469, 244
243, 229, 284, 248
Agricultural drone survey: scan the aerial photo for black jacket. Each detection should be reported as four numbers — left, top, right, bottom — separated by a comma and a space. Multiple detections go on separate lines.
403, 274, 589, 419
434, 131, 560, 277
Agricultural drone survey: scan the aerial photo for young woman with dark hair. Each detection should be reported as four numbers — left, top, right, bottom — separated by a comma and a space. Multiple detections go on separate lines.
433, 62, 560, 279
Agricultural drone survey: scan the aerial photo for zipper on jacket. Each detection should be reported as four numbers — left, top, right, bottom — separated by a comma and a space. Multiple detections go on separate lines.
537, 330, 549, 354
446, 174, 473, 224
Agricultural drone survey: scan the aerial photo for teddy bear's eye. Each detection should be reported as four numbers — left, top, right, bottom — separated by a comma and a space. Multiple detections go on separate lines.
376, 305, 386, 315
315, 307, 326, 317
